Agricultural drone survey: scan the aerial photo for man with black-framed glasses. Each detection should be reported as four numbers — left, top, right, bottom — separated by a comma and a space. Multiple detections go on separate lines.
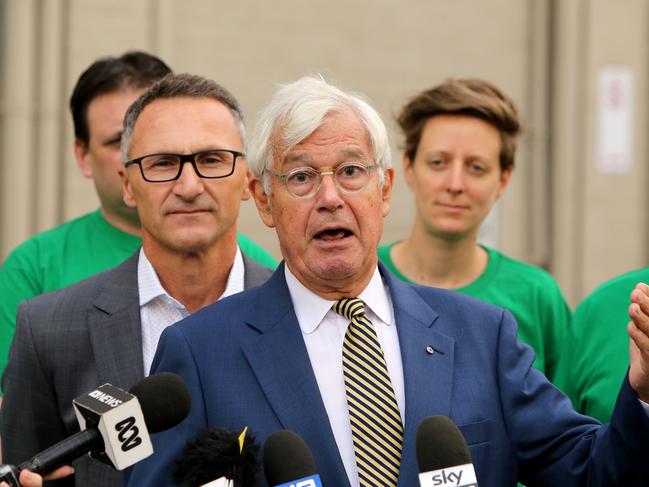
0, 73, 273, 487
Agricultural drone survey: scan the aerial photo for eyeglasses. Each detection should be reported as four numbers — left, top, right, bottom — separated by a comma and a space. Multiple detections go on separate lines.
124, 149, 244, 182
266, 162, 378, 199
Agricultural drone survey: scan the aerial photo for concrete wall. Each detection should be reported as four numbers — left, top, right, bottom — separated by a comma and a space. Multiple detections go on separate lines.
1, 0, 648, 305
550, 0, 649, 301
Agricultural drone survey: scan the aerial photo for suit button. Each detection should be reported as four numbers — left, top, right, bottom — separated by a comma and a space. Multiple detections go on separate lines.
426, 346, 434, 355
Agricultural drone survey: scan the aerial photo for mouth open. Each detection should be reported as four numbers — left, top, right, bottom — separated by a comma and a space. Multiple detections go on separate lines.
314, 228, 353, 241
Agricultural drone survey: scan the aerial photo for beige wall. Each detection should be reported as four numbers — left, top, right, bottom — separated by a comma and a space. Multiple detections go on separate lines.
550, 0, 649, 301
1, 0, 648, 305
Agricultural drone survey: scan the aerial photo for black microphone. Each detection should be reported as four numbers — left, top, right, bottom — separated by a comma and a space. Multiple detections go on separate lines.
0, 372, 191, 486
174, 427, 259, 487
416, 416, 478, 487
262, 430, 322, 487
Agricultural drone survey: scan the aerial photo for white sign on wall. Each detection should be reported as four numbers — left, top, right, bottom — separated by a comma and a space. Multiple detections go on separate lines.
596, 66, 634, 174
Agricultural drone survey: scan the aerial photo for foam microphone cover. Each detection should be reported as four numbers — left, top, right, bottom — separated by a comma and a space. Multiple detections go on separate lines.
129, 372, 191, 433
416, 416, 472, 472
174, 427, 259, 487
263, 430, 317, 486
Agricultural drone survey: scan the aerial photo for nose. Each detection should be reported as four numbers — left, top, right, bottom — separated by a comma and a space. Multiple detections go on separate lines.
173, 162, 205, 200
316, 171, 344, 211
446, 161, 464, 196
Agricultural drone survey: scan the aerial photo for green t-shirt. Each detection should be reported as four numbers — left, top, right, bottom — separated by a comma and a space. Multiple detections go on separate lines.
553, 268, 648, 423
378, 242, 572, 380
0, 209, 278, 380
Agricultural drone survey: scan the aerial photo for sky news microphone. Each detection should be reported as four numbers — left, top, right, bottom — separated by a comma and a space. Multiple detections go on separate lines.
0, 372, 190, 487
262, 430, 322, 487
174, 427, 259, 487
416, 416, 478, 487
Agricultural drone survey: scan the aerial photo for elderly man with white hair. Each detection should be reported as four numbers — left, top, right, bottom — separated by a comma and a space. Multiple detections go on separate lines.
127, 76, 649, 487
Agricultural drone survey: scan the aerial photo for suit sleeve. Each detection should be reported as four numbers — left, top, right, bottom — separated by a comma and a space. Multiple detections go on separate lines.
0, 301, 73, 486
494, 309, 649, 485
125, 324, 208, 486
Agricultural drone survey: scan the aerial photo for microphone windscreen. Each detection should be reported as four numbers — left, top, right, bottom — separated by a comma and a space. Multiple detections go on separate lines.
416, 416, 472, 473
174, 427, 259, 487
129, 372, 191, 433
263, 430, 316, 486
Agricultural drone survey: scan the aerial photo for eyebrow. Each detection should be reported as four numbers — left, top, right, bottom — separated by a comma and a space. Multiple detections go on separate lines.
102, 131, 123, 146
284, 147, 370, 165
284, 153, 313, 165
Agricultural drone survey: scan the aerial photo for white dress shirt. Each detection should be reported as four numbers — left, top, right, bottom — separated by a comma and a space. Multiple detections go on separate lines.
138, 247, 245, 375
284, 265, 405, 487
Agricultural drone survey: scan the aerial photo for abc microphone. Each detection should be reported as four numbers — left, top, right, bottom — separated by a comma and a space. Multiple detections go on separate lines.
263, 430, 322, 487
0, 372, 190, 486
416, 416, 478, 487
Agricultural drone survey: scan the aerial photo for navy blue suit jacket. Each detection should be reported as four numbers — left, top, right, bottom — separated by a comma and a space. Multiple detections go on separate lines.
128, 263, 649, 486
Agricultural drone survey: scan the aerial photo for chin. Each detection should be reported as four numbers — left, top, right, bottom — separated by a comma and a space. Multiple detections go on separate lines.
166, 234, 214, 253
312, 256, 368, 282
426, 220, 470, 237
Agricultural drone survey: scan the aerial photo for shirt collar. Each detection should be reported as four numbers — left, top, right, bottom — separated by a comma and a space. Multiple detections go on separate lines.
138, 248, 183, 309
137, 246, 245, 308
284, 264, 392, 334
221, 246, 245, 298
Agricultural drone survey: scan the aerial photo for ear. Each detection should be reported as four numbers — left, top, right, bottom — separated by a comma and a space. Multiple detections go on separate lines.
121, 168, 137, 209
74, 139, 93, 179
496, 165, 513, 199
250, 176, 275, 228
240, 169, 252, 202
402, 153, 415, 190
381, 167, 394, 218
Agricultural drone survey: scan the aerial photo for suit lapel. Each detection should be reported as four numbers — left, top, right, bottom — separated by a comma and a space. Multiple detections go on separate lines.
241, 266, 349, 485
87, 251, 270, 392
241, 251, 274, 289
240, 264, 457, 486
88, 253, 144, 390
381, 266, 456, 486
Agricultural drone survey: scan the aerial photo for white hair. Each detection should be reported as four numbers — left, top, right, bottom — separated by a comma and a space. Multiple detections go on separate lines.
248, 75, 391, 194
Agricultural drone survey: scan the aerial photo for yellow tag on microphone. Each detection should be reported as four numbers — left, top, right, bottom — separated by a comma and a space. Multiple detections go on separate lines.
238, 426, 248, 454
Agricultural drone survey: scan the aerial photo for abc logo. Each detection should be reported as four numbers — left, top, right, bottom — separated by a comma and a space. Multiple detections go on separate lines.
115, 416, 143, 452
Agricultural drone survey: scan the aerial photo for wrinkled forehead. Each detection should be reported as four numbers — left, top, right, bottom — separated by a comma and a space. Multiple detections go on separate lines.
131, 97, 243, 154
271, 108, 372, 169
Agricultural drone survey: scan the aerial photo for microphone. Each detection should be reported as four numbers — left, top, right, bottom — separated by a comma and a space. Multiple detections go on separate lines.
416, 416, 478, 487
174, 427, 259, 487
262, 430, 322, 487
0, 372, 190, 486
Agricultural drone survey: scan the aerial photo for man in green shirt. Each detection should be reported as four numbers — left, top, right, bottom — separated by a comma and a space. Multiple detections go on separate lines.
0, 52, 276, 382
554, 267, 649, 423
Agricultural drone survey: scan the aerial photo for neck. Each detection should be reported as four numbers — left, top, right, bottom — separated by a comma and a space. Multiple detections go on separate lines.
392, 221, 487, 289
100, 207, 141, 236
142, 234, 238, 314
287, 259, 377, 301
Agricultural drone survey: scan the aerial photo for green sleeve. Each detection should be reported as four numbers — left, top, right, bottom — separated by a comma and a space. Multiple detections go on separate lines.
237, 233, 278, 269
0, 242, 44, 384
552, 301, 582, 411
538, 279, 573, 383
554, 291, 630, 423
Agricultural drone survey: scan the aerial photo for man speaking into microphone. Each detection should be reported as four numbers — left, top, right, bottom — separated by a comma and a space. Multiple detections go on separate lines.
0, 73, 273, 486
130, 76, 649, 486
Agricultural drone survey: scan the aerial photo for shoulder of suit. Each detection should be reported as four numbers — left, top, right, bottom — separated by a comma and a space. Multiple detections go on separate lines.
242, 252, 275, 285
19, 253, 139, 313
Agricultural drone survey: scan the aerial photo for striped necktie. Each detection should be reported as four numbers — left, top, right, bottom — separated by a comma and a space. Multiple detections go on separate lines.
333, 298, 403, 486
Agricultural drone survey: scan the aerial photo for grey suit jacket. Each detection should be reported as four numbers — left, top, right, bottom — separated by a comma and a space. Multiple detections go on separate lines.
0, 250, 272, 487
